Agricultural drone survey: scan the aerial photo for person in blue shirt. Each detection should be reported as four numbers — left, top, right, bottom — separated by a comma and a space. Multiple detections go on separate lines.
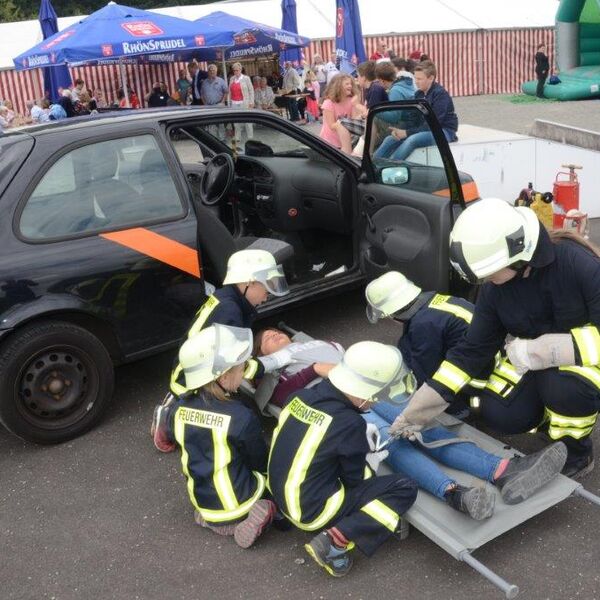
357, 61, 388, 109
374, 61, 458, 161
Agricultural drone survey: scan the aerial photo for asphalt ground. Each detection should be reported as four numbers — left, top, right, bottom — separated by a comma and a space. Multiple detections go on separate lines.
3, 97, 600, 600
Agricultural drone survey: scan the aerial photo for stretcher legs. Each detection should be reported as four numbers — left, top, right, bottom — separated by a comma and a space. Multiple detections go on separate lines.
459, 551, 519, 599
573, 485, 600, 507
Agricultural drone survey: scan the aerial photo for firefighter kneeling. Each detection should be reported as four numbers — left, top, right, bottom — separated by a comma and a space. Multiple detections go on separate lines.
267, 341, 418, 577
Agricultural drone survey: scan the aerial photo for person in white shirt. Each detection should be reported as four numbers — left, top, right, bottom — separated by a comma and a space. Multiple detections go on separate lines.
325, 54, 340, 84
70, 78, 85, 103
228, 62, 254, 142
312, 54, 327, 85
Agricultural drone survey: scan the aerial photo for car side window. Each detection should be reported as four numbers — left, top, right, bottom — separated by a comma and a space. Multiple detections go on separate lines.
368, 106, 451, 196
20, 135, 184, 240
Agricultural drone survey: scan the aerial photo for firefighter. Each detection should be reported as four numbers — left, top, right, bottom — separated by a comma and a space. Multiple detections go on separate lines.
365, 270, 494, 417
152, 248, 293, 451
267, 341, 418, 577
390, 198, 600, 479
168, 324, 277, 548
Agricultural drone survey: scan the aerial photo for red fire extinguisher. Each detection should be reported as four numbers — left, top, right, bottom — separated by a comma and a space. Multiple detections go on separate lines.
552, 164, 582, 229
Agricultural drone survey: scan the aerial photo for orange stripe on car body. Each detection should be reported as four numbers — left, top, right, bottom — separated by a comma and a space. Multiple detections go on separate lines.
100, 228, 201, 278
434, 181, 480, 203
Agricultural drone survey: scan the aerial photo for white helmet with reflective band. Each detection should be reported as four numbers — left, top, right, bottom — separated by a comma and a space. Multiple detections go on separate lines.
179, 324, 253, 390
329, 341, 411, 402
449, 198, 540, 284
365, 271, 422, 324
222, 249, 289, 296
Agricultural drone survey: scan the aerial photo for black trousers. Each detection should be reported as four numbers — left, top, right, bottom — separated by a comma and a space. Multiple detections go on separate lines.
479, 369, 600, 461
325, 474, 417, 557
536, 71, 548, 98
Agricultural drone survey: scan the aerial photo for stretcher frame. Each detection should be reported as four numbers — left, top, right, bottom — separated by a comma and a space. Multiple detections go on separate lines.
242, 323, 600, 598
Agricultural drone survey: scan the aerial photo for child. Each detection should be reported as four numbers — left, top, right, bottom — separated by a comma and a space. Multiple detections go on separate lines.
268, 341, 419, 577
152, 249, 292, 451
170, 324, 277, 548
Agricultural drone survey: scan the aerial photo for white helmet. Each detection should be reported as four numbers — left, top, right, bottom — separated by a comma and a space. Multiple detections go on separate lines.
365, 271, 422, 324
329, 341, 412, 402
449, 198, 540, 284
179, 324, 253, 390
222, 249, 289, 296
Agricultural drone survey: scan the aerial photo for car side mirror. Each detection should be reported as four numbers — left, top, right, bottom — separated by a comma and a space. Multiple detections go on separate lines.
381, 165, 410, 185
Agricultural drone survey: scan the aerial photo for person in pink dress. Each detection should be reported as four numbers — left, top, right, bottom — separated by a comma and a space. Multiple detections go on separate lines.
319, 74, 366, 154
302, 69, 320, 123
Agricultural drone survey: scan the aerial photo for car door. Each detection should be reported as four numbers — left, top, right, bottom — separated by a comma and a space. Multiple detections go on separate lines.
357, 99, 466, 293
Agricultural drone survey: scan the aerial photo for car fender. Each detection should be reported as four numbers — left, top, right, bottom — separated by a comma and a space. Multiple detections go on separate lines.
0, 294, 120, 357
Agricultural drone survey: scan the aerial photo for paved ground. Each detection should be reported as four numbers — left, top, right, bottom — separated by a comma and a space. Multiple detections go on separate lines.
2, 96, 600, 600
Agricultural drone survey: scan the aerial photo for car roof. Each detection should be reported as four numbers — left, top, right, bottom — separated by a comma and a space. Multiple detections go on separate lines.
3, 106, 241, 139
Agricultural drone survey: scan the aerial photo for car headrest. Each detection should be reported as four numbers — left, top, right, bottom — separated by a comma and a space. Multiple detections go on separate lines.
140, 148, 167, 176
89, 145, 119, 182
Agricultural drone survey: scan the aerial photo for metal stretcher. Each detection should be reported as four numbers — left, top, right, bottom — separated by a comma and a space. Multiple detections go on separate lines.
241, 324, 600, 598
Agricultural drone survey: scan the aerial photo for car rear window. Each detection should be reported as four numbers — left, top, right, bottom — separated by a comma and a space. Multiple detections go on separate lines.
20, 134, 185, 240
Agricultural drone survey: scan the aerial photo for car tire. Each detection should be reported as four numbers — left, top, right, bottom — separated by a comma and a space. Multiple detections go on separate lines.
0, 320, 114, 444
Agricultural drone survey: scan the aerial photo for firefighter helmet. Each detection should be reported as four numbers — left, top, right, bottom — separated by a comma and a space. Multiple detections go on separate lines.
365, 271, 422, 323
222, 249, 289, 296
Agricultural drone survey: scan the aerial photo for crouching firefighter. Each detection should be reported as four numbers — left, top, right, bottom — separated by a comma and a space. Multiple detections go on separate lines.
390, 198, 600, 479
167, 324, 278, 548
365, 270, 495, 418
267, 341, 418, 577
153, 248, 293, 451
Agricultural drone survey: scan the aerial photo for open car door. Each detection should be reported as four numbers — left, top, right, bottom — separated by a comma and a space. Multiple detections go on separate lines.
358, 99, 469, 294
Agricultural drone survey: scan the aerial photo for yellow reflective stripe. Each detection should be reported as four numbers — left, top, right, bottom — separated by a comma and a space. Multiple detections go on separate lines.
170, 363, 187, 396
495, 359, 522, 385
212, 428, 238, 511
360, 499, 399, 532
428, 294, 473, 324
174, 410, 202, 513
188, 295, 220, 339
266, 408, 292, 491
432, 360, 470, 393
199, 473, 266, 522
364, 465, 373, 479
571, 325, 600, 367
560, 365, 600, 389
485, 374, 513, 397
545, 407, 598, 440
469, 378, 487, 390
291, 486, 345, 531
285, 408, 332, 521
243, 359, 259, 380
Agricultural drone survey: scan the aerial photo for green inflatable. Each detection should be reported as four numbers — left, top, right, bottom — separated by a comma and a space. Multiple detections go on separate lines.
522, 0, 600, 100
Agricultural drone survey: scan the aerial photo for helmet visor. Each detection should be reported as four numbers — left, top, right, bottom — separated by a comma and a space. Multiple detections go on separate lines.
211, 324, 253, 377
371, 352, 412, 402
366, 303, 385, 324
254, 265, 289, 297
449, 240, 482, 285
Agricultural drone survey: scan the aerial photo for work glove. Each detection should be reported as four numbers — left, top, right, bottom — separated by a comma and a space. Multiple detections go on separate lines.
257, 344, 300, 373
389, 383, 448, 438
505, 334, 575, 375
366, 449, 389, 472
364, 423, 389, 471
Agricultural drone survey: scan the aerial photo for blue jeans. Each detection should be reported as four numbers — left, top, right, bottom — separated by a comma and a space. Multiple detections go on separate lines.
374, 128, 457, 161
363, 398, 501, 499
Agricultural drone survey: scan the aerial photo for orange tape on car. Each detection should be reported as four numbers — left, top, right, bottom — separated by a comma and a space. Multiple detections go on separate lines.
100, 228, 201, 278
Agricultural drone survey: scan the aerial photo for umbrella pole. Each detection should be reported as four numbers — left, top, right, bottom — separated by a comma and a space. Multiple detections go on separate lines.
34, 69, 43, 101
221, 50, 227, 104
119, 58, 130, 108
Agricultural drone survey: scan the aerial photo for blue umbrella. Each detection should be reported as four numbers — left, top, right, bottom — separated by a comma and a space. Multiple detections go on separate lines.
15, 2, 233, 69
39, 0, 72, 101
280, 0, 302, 69
335, 0, 367, 74
194, 11, 309, 63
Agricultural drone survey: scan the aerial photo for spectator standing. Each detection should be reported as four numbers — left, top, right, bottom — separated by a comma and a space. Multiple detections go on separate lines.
311, 54, 327, 85
302, 69, 320, 122
370, 41, 388, 61
357, 61, 387, 108
281, 60, 303, 122
228, 62, 254, 142
176, 68, 191, 104
201, 64, 228, 106
319, 74, 366, 154
325, 54, 340, 84
535, 43, 550, 99
188, 61, 208, 105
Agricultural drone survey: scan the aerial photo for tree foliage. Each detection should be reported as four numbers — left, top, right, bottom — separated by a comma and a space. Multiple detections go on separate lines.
3, 0, 219, 23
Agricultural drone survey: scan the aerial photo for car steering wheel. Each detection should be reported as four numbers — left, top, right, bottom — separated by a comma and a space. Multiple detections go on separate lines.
199, 153, 235, 206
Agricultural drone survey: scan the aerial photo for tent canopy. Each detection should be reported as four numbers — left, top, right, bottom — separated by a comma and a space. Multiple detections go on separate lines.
13, 2, 233, 70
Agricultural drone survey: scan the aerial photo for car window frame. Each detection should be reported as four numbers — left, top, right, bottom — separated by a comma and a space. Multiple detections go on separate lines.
14, 127, 190, 245
361, 99, 465, 209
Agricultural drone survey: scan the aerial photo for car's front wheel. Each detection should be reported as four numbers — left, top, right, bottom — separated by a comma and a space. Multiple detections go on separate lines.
0, 321, 114, 444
